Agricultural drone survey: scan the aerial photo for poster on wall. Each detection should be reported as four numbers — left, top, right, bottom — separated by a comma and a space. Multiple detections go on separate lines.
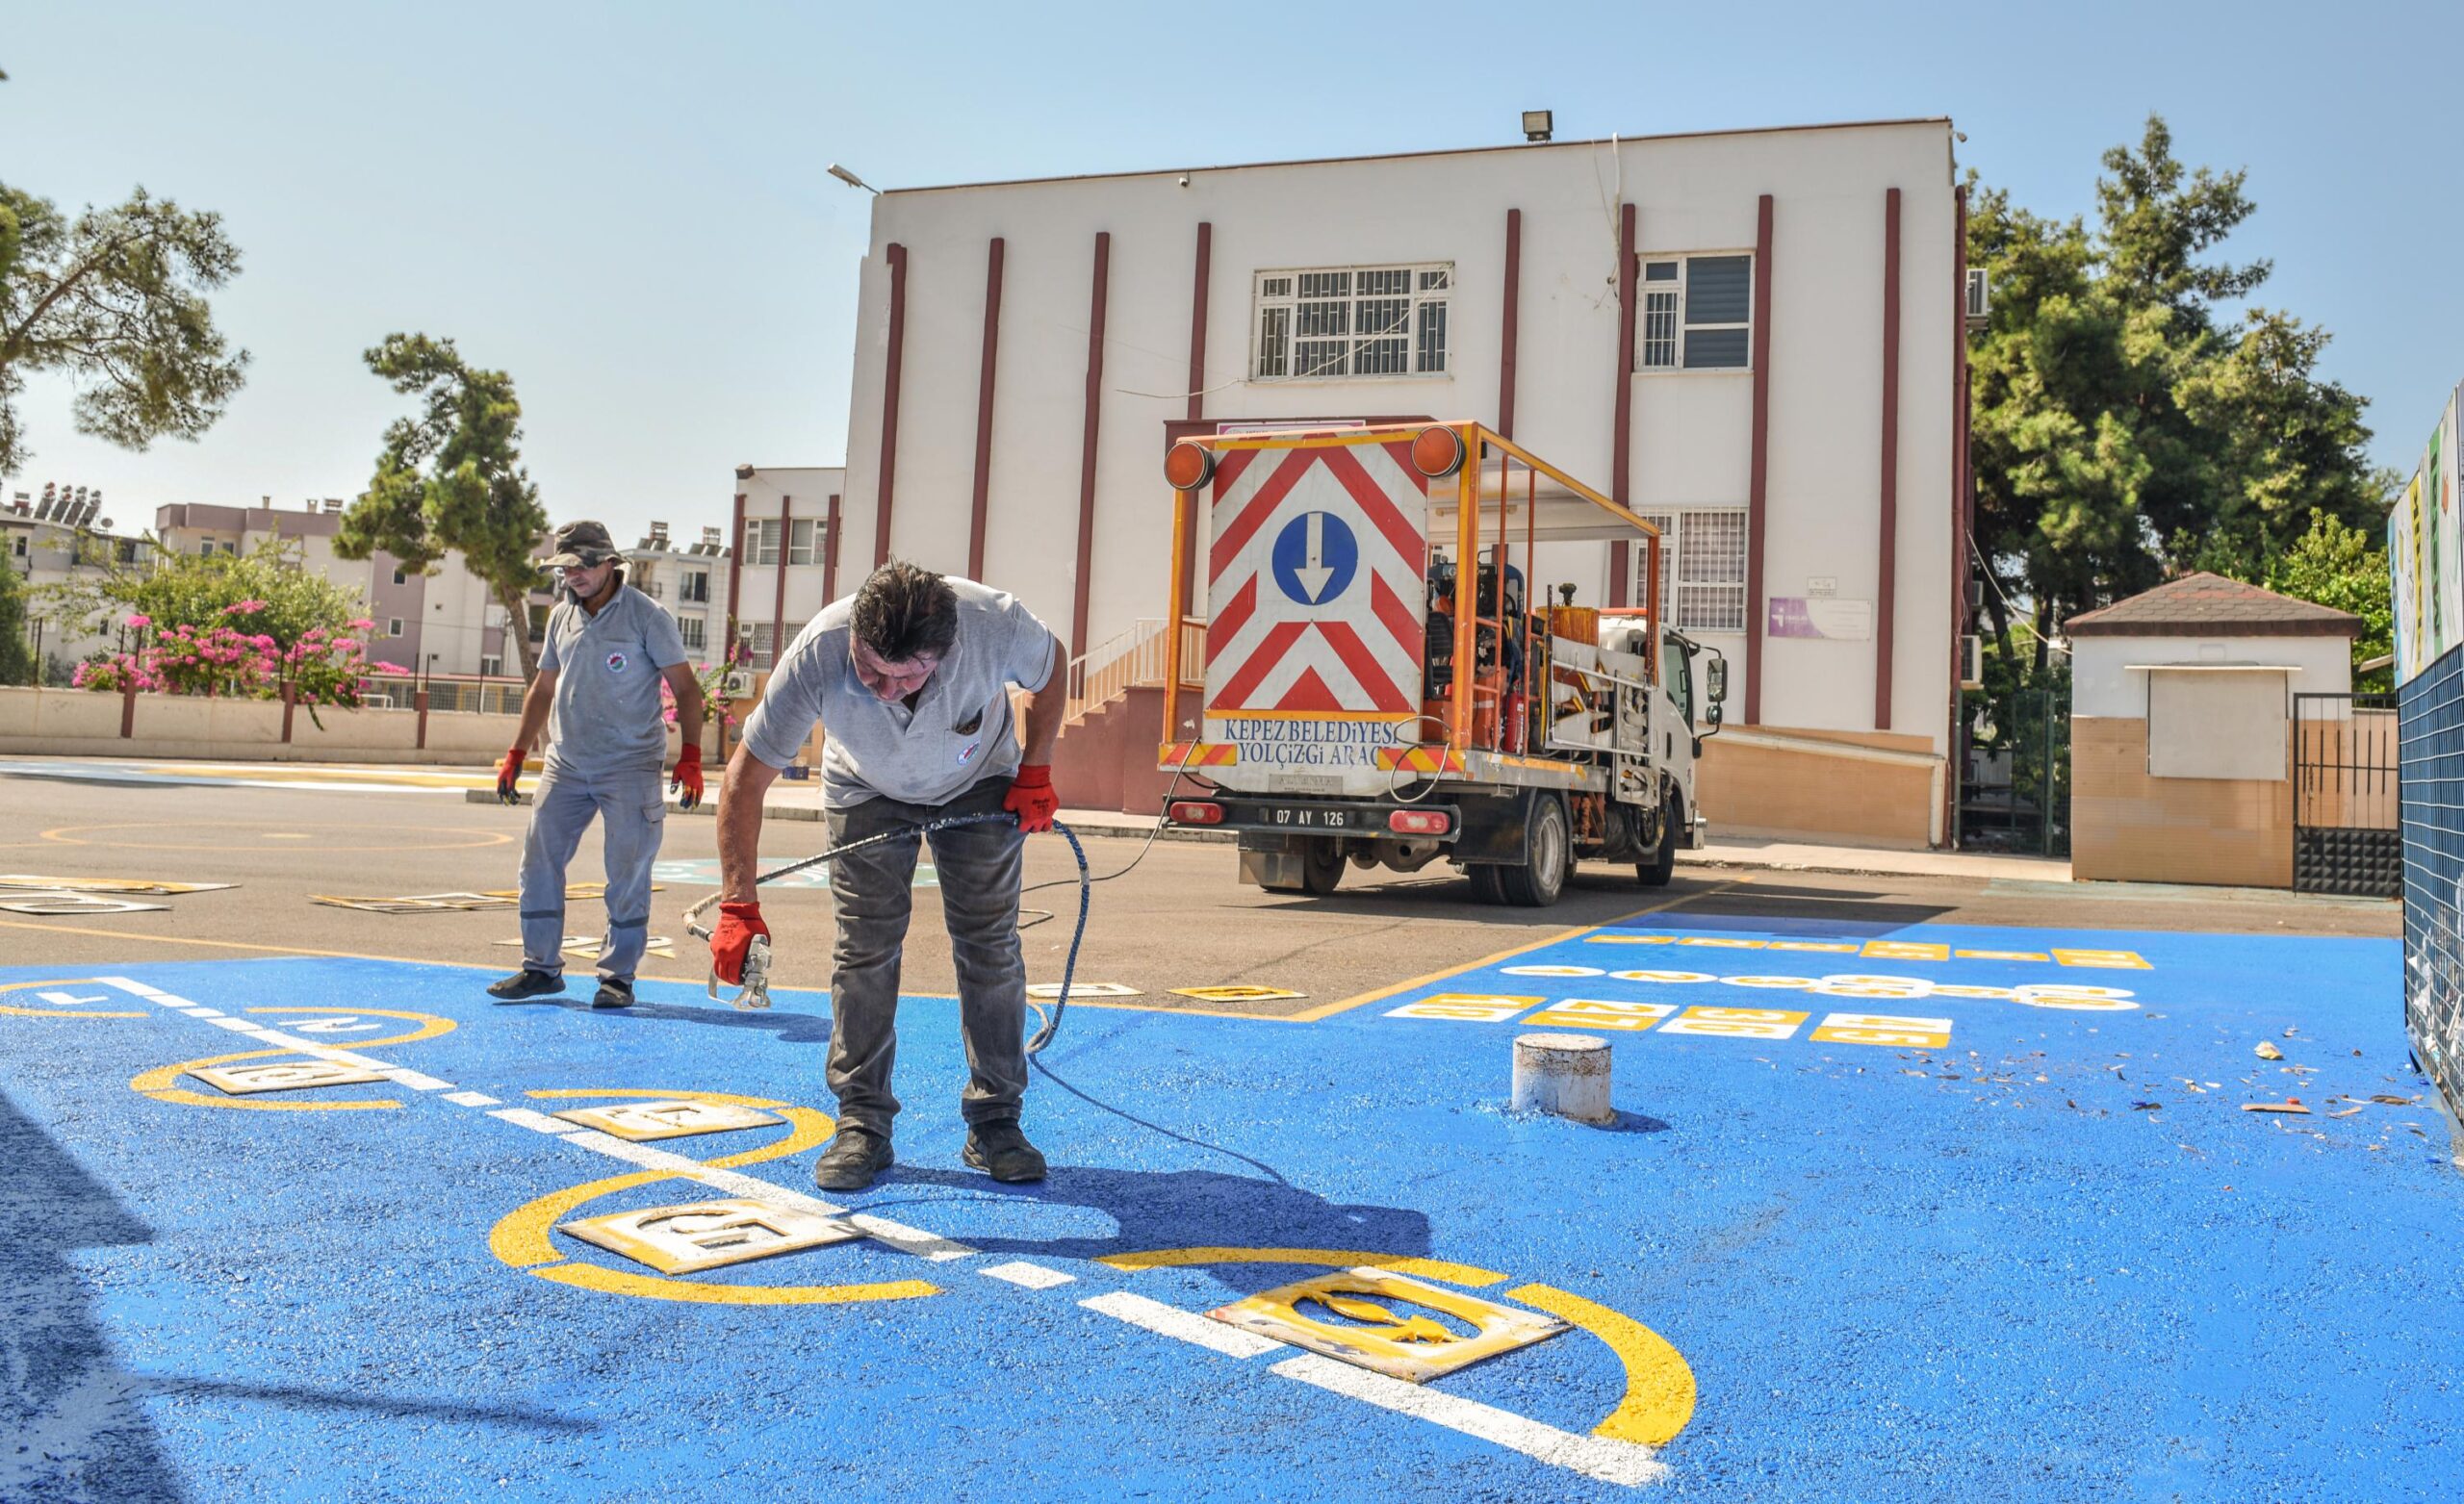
2392, 479, 2418, 682
2441, 390, 2463, 658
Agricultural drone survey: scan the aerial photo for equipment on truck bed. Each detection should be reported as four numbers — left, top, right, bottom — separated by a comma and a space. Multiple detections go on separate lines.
1155, 421, 1726, 907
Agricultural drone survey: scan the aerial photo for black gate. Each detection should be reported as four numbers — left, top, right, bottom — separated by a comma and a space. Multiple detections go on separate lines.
2294, 692, 2400, 897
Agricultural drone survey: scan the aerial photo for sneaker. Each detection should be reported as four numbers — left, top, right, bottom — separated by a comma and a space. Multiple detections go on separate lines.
592, 977, 635, 1009
486, 968, 565, 1001
811, 1128, 895, 1191
962, 1119, 1047, 1183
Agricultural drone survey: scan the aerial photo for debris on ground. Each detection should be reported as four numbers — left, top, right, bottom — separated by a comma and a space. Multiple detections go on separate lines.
2371, 1094, 2420, 1106
2242, 1099, 2311, 1114
2254, 1041, 2284, 1060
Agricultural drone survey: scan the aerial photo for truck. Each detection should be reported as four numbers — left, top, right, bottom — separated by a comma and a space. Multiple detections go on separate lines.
1153, 421, 1727, 906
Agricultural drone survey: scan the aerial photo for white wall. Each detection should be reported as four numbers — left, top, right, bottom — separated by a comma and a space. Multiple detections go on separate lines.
729, 466, 846, 658
838, 119, 1960, 751
2071, 634, 2355, 719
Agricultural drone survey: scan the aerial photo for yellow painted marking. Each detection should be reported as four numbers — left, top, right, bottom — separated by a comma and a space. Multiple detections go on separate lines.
1766, 941, 1860, 954
1955, 949, 2048, 962
1523, 1000, 1674, 1032
2052, 948, 2150, 970
0, 977, 147, 1019
1508, 1283, 1697, 1447
1581, 934, 1674, 945
1860, 940, 1950, 961
1098, 1247, 1507, 1287
1170, 984, 1307, 1003
1210, 1268, 1566, 1383
485, 1091, 895, 1305
1810, 1012, 1954, 1048
133, 1051, 401, 1111
1296, 879, 1744, 1023
1720, 975, 1819, 990
1675, 937, 1764, 949
1659, 1006, 1809, 1039
1386, 993, 1539, 1022
247, 1007, 458, 1047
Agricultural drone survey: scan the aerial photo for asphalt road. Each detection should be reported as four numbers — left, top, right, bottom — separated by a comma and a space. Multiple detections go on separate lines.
0, 762, 2399, 1018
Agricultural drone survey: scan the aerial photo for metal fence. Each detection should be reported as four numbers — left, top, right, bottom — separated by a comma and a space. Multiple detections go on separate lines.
2294, 692, 2400, 897
2398, 647, 2464, 1117
352, 674, 526, 715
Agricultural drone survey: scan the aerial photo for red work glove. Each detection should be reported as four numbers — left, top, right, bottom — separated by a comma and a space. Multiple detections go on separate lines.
496, 746, 526, 805
711, 901, 768, 984
1003, 763, 1059, 834
671, 743, 705, 810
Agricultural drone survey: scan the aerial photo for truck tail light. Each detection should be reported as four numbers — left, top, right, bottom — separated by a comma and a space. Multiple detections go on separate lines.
1168, 801, 1224, 826
1389, 809, 1450, 835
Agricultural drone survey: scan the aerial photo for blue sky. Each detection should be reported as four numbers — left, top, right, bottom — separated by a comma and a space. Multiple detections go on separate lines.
7, 1, 2458, 540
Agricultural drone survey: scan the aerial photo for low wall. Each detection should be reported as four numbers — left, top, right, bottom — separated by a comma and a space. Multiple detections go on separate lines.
2070, 715, 2292, 888
1694, 725, 1941, 850
0, 686, 695, 765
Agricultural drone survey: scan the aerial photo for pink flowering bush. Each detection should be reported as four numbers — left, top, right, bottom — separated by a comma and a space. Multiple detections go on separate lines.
77, 617, 391, 719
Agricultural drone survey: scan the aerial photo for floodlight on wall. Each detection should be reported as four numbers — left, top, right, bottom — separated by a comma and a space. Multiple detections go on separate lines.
827, 163, 880, 194
1522, 111, 1553, 142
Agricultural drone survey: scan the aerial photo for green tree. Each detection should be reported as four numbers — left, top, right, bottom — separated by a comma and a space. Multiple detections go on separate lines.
0, 554, 37, 685
0, 183, 248, 475
39, 532, 367, 650
338, 334, 550, 676
1966, 116, 2388, 667
2266, 511, 2394, 690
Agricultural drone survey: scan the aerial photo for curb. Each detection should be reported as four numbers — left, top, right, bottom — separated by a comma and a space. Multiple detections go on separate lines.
462, 787, 1235, 843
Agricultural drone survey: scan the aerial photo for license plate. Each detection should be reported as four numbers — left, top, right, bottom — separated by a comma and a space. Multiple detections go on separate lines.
1252, 804, 1364, 830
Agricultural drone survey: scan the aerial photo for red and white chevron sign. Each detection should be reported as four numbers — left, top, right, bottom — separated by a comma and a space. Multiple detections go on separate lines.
1203, 440, 1429, 714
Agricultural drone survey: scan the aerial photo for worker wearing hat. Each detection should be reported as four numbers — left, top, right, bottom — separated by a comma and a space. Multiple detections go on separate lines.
488, 520, 706, 1008
709, 560, 1065, 1190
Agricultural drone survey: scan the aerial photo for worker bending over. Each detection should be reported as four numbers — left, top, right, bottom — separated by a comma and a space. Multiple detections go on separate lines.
490, 520, 706, 1008
712, 560, 1063, 1190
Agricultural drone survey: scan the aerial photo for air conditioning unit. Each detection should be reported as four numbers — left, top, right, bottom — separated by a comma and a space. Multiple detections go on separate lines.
1960, 634, 1984, 690
722, 670, 756, 698
1964, 268, 1990, 329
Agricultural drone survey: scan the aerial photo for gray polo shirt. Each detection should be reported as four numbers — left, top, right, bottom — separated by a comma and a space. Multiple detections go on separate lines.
536, 579, 690, 776
742, 578, 1058, 809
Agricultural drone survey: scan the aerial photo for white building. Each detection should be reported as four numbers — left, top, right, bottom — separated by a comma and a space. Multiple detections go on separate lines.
623, 521, 732, 669
726, 465, 846, 671
6, 486, 155, 678
832, 117, 1970, 843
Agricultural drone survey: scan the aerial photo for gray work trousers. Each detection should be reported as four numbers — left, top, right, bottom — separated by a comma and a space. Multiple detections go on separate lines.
824, 774, 1028, 1134
518, 761, 666, 982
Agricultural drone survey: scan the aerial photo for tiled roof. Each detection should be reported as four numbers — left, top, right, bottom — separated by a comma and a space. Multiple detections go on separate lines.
2063, 572, 2360, 638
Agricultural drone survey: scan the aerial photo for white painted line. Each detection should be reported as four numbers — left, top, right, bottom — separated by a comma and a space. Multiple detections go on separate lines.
206, 1017, 268, 1034
980, 1261, 1075, 1290
185, 1007, 225, 1018
443, 1091, 501, 1108
844, 1215, 977, 1262
377, 1068, 453, 1091
1270, 1355, 1666, 1487
489, 1108, 583, 1135
1081, 1292, 1285, 1360
147, 993, 198, 1007
686, 1166, 845, 1218
90, 976, 161, 998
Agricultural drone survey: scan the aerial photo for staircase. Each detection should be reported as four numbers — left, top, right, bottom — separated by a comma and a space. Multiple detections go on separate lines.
1051, 618, 1205, 815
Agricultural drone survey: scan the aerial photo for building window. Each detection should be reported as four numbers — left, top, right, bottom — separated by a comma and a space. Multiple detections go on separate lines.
1253, 264, 1450, 380
386, 618, 405, 639
679, 616, 706, 651
644, 579, 664, 599
11, 535, 26, 558
789, 519, 818, 566
1631, 510, 1749, 633
392, 567, 408, 585
748, 623, 776, 669
1636, 255, 1753, 370
479, 654, 502, 677
680, 572, 709, 603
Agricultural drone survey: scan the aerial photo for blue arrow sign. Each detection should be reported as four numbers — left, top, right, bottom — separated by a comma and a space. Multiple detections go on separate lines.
1270, 511, 1358, 607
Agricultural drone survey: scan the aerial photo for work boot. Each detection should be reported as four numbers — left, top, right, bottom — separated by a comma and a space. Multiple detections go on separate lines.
811, 1128, 894, 1191
962, 1119, 1047, 1183
592, 977, 634, 1009
486, 968, 564, 1001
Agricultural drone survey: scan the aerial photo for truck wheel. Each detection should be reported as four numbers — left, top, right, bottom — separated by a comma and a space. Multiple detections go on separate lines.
1499, 795, 1570, 907
1299, 839, 1346, 896
1637, 793, 1681, 887
1466, 863, 1506, 904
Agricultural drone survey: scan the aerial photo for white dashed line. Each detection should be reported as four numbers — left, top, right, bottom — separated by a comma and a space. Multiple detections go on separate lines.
443, 1091, 501, 1108
377, 1068, 453, 1091
1080, 1291, 1285, 1359
980, 1261, 1075, 1289
185, 1007, 225, 1017
1270, 1355, 1666, 1486
488, 1108, 584, 1135
205, 1017, 267, 1034
841, 1216, 978, 1262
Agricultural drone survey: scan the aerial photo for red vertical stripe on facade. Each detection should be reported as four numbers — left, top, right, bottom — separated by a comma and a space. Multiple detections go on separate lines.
968, 237, 1006, 581
1499, 208, 1522, 440
1070, 231, 1110, 660
726, 491, 746, 653
771, 495, 791, 663
1609, 201, 1637, 608
1745, 194, 1774, 727
875, 243, 908, 569
823, 493, 841, 605
1876, 187, 1902, 731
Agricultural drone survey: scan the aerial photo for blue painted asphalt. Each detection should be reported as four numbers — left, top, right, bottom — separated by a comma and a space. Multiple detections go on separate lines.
4, 909, 2458, 1503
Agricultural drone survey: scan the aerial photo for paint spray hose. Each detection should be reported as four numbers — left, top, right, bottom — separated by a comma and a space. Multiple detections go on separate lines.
681, 813, 1091, 1056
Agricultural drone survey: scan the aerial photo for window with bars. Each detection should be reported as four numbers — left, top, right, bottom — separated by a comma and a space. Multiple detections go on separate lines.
1631, 510, 1750, 633
679, 616, 706, 650
748, 623, 777, 668
1636, 255, 1753, 370
1253, 264, 1450, 379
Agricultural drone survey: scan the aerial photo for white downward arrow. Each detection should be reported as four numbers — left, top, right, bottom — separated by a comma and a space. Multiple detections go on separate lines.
1293, 512, 1335, 602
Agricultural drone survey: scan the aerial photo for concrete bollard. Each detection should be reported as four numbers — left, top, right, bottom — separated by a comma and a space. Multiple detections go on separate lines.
1511, 1032, 1614, 1125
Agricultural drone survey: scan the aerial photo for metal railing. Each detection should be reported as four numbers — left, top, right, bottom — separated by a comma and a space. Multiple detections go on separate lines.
1066, 618, 1166, 721
354, 672, 526, 715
